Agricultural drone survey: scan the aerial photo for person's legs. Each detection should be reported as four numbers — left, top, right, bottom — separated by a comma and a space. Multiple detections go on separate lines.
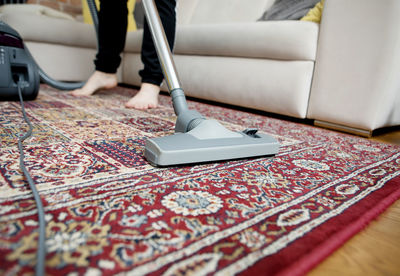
125, 0, 176, 109
71, 0, 128, 96
139, 0, 176, 86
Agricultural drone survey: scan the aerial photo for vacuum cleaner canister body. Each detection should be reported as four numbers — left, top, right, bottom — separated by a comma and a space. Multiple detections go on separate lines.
145, 119, 280, 166
0, 21, 39, 101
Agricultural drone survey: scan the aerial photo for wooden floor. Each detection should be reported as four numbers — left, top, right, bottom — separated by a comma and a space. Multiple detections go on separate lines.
308, 129, 400, 275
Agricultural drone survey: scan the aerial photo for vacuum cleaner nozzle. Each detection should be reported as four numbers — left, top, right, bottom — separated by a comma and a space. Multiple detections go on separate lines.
145, 119, 279, 166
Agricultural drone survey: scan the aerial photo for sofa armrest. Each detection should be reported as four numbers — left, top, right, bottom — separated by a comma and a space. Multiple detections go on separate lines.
307, 0, 400, 132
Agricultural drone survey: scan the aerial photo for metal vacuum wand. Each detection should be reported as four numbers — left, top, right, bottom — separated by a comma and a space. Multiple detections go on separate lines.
142, 0, 180, 91
142, 0, 204, 131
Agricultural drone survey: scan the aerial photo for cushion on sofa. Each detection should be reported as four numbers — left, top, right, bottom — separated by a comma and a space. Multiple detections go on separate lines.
125, 21, 319, 61
301, 0, 324, 23
259, 0, 320, 21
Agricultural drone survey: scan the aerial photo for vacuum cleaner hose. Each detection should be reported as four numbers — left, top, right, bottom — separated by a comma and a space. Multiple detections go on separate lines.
87, 0, 99, 44
22, 44, 85, 90
39, 67, 85, 90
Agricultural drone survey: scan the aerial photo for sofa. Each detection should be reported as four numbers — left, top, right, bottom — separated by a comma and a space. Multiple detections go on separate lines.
1, 0, 400, 137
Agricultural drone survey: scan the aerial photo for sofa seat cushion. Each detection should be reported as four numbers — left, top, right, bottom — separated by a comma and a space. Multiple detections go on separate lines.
125, 21, 319, 61
0, 13, 97, 49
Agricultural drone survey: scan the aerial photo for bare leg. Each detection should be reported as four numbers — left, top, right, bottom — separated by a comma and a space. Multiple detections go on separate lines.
70, 71, 118, 97
125, 83, 160, 110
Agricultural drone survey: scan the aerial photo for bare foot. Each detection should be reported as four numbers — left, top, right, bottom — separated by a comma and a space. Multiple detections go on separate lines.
70, 71, 118, 97
125, 83, 160, 110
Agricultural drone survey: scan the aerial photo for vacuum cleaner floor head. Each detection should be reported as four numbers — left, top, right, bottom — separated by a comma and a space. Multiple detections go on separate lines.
145, 119, 279, 166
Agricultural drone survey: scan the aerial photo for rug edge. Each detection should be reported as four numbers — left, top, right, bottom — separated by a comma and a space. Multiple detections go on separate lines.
279, 176, 400, 276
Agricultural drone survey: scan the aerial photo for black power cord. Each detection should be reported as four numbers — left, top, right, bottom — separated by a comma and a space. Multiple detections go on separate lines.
9, 2, 99, 273
17, 81, 46, 276
6, 1, 99, 272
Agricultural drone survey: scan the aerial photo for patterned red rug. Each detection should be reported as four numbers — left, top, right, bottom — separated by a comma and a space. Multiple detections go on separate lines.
1, 85, 399, 275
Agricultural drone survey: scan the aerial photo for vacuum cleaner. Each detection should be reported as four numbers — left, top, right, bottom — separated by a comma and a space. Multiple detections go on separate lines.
0, 0, 99, 101
0, 21, 40, 100
141, 0, 279, 166
0, 0, 280, 166
0, 21, 86, 100
0, 0, 279, 165
1, 1, 279, 274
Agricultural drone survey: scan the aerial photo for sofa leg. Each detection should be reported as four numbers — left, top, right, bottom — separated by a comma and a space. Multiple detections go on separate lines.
314, 120, 372, 137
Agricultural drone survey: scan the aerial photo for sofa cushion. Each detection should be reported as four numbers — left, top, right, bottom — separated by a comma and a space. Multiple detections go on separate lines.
300, 0, 324, 23
176, 0, 199, 25
0, 13, 97, 49
125, 21, 319, 61
187, 0, 275, 24
258, 0, 320, 21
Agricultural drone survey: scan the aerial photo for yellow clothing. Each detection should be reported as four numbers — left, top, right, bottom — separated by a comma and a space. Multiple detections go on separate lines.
301, 0, 325, 23
82, 0, 137, 32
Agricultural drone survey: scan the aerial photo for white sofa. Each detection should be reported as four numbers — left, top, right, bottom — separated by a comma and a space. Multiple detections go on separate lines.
1, 0, 400, 136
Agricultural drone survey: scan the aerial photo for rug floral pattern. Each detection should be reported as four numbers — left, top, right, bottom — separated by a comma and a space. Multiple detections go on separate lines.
1, 86, 399, 275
